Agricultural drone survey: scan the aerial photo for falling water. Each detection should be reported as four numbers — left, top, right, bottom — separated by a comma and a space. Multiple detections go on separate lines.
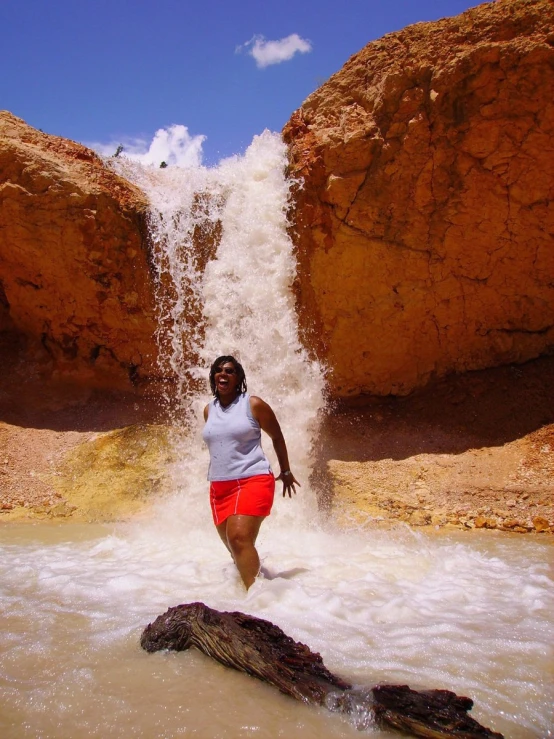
0, 133, 552, 739
111, 131, 325, 525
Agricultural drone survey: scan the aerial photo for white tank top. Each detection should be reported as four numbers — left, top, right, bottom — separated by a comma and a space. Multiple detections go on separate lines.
202, 393, 272, 481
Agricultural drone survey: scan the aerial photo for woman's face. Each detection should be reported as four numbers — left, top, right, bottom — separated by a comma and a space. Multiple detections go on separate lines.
214, 361, 239, 397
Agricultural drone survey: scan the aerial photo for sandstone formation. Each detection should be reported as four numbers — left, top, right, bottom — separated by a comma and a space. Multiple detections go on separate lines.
0, 423, 175, 522
0, 111, 159, 389
48, 424, 176, 522
315, 356, 554, 534
284, 0, 554, 397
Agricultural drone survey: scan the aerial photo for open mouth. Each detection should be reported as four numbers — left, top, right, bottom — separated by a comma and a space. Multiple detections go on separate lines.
215, 365, 236, 391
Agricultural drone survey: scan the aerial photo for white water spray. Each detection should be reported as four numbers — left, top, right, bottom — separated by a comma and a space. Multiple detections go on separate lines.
115, 130, 324, 524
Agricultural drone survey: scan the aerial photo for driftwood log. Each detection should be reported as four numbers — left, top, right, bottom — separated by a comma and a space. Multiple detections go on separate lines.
141, 602, 504, 739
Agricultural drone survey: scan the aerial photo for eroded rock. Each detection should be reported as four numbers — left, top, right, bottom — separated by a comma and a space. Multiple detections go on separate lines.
284, 0, 554, 397
50, 424, 176, 522
0, 111, 159, 389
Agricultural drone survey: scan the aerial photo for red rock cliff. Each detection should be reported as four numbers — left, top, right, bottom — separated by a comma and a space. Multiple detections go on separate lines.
0, 112, 159, 389
284, 0, 554, 397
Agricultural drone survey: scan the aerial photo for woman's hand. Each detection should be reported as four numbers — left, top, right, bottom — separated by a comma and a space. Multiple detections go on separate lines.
276, 470, 301, 498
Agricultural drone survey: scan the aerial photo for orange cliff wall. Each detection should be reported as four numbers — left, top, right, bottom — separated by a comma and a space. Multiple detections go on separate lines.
0, 111, 160, 390
284, 0, 554, 397
2, 0, 554, 401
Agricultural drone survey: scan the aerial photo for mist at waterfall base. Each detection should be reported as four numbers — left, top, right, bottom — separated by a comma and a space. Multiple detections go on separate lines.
1, 134, 552, 739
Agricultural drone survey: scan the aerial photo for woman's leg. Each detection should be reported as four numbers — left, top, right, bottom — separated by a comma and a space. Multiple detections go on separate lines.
216, 514, 264, 589
215, 521, 232, 555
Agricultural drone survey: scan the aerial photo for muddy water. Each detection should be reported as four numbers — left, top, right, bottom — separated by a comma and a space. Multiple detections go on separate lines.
1, 521, 552, 738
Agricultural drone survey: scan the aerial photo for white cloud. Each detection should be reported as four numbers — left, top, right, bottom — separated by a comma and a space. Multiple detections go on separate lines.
236, 33, 312, 69
86, 124, 206, 168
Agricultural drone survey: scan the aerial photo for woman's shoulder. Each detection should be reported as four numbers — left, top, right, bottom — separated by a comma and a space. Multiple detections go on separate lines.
249, 395, 273, 419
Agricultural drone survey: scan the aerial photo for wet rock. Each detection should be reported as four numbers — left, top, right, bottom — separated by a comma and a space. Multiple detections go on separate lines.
532, 516, 551, 532
48, 502, 78, 518
501, 519, 528, 531
409, 510, 431, 526
474, 516, 496, 529
430, 511, 448, 526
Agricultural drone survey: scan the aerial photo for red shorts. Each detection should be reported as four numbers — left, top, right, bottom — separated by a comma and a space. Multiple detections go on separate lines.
209, 474, 275, 526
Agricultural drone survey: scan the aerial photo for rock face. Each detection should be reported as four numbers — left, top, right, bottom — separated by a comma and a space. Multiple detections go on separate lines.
284, 0, 554, 397
0, 111, 159, 389
50, 424, 175, 522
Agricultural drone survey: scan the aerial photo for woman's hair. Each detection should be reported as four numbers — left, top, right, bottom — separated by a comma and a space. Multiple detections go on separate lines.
209, 355, 247, 398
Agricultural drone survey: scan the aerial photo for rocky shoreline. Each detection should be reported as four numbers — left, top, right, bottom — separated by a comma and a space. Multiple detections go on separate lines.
317, 356, 554, 535
1, 340, 552, 535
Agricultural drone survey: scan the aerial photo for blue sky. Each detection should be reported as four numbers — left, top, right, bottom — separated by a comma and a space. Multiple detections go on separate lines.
2, 0, 481, 166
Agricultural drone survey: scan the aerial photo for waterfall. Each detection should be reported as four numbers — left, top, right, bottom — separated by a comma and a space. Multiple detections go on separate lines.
114, 130, 325, 526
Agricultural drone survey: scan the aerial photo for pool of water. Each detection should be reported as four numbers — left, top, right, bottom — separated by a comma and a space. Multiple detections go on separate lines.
1, 516, 552, 739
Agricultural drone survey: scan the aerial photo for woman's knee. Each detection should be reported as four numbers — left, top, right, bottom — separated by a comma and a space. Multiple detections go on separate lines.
227, 528, 253, 554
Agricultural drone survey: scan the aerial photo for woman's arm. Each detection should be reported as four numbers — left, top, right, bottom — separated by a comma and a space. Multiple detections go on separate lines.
250, 396, 300, 497
203, 404, 209, 422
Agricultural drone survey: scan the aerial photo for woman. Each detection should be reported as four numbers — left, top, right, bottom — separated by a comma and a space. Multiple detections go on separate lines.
202, 355, 300, 589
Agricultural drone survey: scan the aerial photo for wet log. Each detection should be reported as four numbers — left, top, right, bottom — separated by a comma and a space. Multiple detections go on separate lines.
140, 601, 349, 704
140, 602, 503, 739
